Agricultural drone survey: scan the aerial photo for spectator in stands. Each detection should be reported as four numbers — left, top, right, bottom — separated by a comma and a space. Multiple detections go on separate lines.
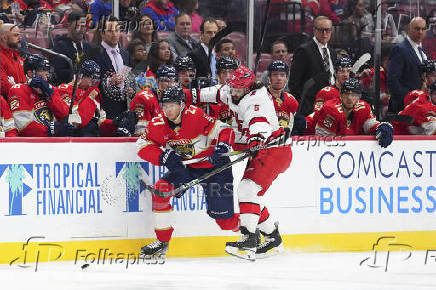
0, 23, 26, 98
131, 13, 158, 53
261, 40, 289, 86
0, 0, 25, 24
52, 10, 89, 85
166, 12, 198, 59
89, 0, 112, 27
342, 0, 374, 40
288, 16, 336, 116
188, 17, 219, 87
88, 16, 132, 119
139, 39, 174, 90
119, 0, 134, 22
127, 39, 148, 76
319, 0, 344, 24
381, 1, 398, 42
175, 0, 202, 32
141, 0, 178, 31
387, 17, 428, 114
214, 38, 235, 58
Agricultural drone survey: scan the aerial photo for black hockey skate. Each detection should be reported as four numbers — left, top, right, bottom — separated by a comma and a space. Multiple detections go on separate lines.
256, 223, 284, 259
140, 240, 169, 258
225, 227, 257, 261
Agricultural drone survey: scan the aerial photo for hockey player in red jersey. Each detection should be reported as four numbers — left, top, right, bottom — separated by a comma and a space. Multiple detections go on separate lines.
210, 65, 292, 260
130, 65, 177, 136
306, 57, 353, 134
174, 56, 196, 90
403, 60, 436, 107
394, 80, 436, 135
314, 78, 394, 147
8, 54, 70, 137
136, 85, 240, 257
266, 60, 303, 134
0, 96, 17, 137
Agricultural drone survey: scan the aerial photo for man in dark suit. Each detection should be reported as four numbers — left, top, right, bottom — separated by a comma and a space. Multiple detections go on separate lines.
166, 12, 198, 59
387, 17, 427, 113
288, 16, 336, 116
52, 10, 89, 85
188, 17, 218, 88
88, 16, 131, 119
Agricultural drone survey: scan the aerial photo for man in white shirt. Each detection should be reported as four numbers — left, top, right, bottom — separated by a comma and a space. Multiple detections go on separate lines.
387, 17, 428, 113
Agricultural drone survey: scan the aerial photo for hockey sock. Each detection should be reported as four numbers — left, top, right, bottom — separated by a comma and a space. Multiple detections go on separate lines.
152, 179, 175, 242
238, 179, 262, 233
257, 206, 275, 235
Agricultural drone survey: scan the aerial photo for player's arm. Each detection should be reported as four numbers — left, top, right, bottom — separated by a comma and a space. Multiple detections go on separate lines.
244, 102, 273, 147
314, 104, 341, 136
136, 115, 167, 165
75, 88, 99, 128
359, 101, 380, 134
47, 87, 70, 120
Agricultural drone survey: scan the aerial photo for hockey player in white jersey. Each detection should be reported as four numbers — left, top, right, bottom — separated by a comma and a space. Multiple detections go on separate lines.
203, 65, 293, 260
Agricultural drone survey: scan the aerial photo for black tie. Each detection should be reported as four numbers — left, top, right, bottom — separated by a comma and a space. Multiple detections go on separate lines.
418, 46, 426, 63
322, 47, 330, 73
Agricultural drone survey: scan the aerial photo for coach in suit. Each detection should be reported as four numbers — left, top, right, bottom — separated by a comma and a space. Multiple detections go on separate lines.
288, 16, 336, 116
387, 17, 427, 113
89, 16, 131, 119
188, 18, 218, 87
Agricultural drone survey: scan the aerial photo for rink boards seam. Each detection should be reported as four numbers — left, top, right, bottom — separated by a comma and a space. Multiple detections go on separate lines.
1, 230, 435, 264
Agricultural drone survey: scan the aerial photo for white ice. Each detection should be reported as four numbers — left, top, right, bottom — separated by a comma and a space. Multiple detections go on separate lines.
2, 251, 436, 290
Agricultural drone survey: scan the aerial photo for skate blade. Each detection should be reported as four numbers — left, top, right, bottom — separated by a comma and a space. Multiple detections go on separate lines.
225, 246, 256, 262
255, 243, 284, 259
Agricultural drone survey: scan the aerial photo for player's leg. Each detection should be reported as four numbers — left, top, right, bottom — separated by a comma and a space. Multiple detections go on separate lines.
201, 164, 240, 231
140, 171, 189, 257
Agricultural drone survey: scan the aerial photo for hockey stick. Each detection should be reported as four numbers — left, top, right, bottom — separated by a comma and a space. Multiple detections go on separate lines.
382, 113, 414, 124
254, 0, 272, 75
141, 152, 251, 198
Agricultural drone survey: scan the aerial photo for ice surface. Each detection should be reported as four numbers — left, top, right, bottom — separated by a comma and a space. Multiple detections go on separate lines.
2, 251, 436, 290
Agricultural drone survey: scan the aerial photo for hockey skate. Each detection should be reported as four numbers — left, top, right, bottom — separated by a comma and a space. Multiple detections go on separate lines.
140, 240, 169, 259
225, 227, 257, 261
256, 222, 284, 259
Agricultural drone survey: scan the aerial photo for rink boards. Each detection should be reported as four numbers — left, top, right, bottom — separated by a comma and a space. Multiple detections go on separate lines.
1, 136, 436, 263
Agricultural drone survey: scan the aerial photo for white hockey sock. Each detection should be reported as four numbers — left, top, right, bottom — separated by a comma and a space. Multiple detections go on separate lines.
238, 179, 262, 234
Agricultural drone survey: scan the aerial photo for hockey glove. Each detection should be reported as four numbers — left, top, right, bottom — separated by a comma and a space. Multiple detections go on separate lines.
113, 111, 138, 137
47, 121, 75, 137
29, 77, 54, 100
159, 149, 185, 173
209, 142, 232, 166
375, 122, 393, 148
248, 134, 265, 149
291, 113, 307, 136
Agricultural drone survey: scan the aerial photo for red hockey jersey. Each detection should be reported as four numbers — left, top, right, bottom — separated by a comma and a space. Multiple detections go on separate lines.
0, 96, 18, 137
270, 90, 299, 129
130, 89, 162, 136
394, 93, 436, 135
8, 83, 69, 136
315, 99, 379, 136
137, 105, 234, 169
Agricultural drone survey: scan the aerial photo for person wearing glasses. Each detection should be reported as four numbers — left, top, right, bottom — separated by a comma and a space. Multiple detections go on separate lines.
387, 17, 428, 114
288, 16, 336, 117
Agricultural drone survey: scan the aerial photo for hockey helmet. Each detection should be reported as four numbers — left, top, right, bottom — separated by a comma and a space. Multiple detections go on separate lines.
227, 65, 255, 89
174, 56, 196, 72
80, 60, 101, 80
160, 85, 185, 104
156, 65, 178, 81
421, 60, 436, 74
24, 54, 51, 73
341, 78, 362, 94
334, 57, 353, 70
267, 60, 289, 76
216, 56, 238, 72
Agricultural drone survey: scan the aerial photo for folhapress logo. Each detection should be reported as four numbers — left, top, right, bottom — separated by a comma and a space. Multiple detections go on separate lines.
0, 164, 33, 216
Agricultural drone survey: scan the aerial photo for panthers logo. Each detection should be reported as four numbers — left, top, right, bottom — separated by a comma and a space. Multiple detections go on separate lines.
279, 118, 289, 128
168, 139, 195, 159
33, 100, 54, 124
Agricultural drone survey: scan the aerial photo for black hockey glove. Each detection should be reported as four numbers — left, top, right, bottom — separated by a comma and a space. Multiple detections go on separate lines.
209, 142, 231, 166
159, 149, 185, 172
291, 113, 307, 136
47, 121, 75, 137
29, 77, 54, 100
375, 122, 393, 148
113, 111, 138, 137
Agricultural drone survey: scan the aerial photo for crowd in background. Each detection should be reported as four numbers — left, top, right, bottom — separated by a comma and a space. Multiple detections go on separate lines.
0, 0, 436, 138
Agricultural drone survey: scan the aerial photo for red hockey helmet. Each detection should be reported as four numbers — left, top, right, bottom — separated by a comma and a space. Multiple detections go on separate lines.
227, 65, 255, 89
